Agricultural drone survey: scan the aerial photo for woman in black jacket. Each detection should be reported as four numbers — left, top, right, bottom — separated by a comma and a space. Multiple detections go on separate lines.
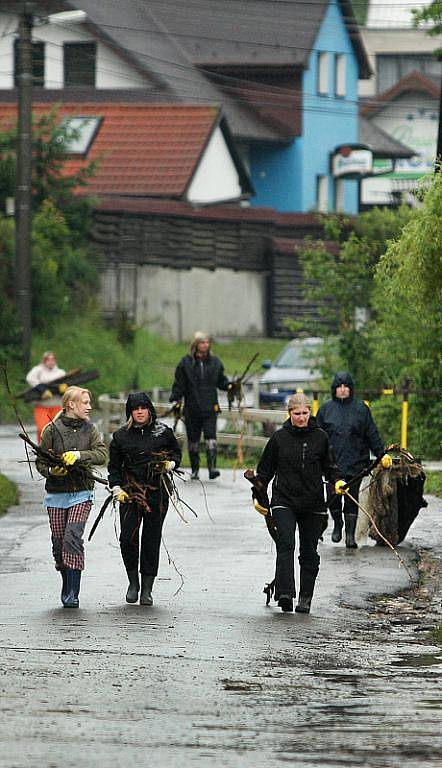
108, 392, 182, 606
256, 393, 341, 614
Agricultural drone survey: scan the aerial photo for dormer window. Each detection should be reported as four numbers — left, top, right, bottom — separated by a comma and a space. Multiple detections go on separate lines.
61, 116, 101, 156
64, 42, 96, 86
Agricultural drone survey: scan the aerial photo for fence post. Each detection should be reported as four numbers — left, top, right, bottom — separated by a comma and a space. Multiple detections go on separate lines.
401, 389, 409, 449
312, 390, 319, 416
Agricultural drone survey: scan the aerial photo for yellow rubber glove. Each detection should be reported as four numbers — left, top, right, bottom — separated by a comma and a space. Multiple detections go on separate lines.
161, 460, 175, 473
254, 499, 269, 516
380, 454, 393, 469
335, 479, 348, 495
41, 389, 53, 400
51, 465, 68, 477
62, 450, 80, 466
58, 383, 68, 394
112, 486, 129, 503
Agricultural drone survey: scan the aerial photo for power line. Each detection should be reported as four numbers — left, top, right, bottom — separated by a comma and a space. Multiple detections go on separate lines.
2, 25, 439, 120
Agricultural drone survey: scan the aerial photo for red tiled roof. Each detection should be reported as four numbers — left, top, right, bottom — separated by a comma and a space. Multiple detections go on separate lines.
94, 197, 351, 229
0, 103, 220, 197
361, 71, 441, 119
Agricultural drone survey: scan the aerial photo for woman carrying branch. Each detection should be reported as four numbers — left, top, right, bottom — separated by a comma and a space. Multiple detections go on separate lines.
108, 392, 182, 607
36, 386, 107, 608
255, 393, 342, 614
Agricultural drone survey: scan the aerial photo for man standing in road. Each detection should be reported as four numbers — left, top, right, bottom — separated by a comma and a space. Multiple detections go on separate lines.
316, 372, 384, 548
170, 332, 232, 480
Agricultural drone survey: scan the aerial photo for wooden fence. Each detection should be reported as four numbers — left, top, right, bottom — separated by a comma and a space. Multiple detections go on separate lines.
97, 393, 287, 449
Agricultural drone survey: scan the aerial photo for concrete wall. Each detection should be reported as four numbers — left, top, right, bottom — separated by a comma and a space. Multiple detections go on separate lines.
100, 264, 266, 341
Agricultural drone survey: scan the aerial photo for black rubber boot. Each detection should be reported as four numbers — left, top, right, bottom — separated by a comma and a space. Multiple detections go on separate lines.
345, 514, 358, 549
331, 519, 343, 543
278, 595, 293, 612
125, 569, 140, 604
295, 569, 316, 614
60, 569, 68, 605
206, 448, 220, 480
189, 451, 200, 480
140, 575, 155, 606
63, 569, 81, 609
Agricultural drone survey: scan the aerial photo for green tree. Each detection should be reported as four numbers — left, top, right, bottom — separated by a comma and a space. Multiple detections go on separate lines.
370, 174, 442, 456
0, 107, 99, 356
413, 1, 442, 54
293, 207, 412, 386
0, 106, 97, 217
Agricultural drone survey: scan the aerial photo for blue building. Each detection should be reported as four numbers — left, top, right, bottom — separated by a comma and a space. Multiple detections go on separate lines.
248, 0, 367, 213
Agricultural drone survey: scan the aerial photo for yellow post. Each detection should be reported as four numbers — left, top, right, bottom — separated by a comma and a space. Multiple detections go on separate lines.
312, 391, 319, 417
401, 390, 409, 449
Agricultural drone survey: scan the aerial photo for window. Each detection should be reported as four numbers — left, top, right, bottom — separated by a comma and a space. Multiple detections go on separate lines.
14, 40, 45, 87
334, 54, 346, 97
64, 42, 96, 86
317, 52, 329, 95
377, 54, 442, 93
334, 178, 345, 212
316, 175, 328, 212
61, 117, 102, 155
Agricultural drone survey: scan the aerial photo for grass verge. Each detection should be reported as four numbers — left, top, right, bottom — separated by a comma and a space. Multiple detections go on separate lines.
0, 474, 18, 517
425, 471, 442, 498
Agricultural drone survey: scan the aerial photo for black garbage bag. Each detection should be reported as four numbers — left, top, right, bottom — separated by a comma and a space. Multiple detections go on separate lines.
367, 450, 427, 547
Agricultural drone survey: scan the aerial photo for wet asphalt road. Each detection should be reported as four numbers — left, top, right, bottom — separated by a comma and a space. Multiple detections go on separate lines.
0, 425, 441, 768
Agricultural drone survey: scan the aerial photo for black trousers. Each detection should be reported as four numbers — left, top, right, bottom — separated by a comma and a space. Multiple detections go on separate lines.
119, 499, 167, 576
272, 506, 324, 600
328, 478, 362, 523
185, 410, 217, 445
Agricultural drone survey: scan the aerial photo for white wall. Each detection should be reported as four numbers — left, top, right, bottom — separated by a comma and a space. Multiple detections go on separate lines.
361, 92, 438, 205
187, 126, 243, 204
0, 12, 152, 89
101, 264, 266, 340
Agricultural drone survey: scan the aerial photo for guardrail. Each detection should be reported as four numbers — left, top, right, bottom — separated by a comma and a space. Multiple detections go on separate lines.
97, 393, 287, 449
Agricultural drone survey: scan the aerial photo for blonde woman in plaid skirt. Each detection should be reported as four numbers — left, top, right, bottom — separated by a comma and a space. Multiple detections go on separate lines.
36, 386, 107, 608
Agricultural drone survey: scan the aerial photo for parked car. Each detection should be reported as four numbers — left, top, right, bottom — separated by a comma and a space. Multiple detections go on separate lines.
259, 337, 322, 407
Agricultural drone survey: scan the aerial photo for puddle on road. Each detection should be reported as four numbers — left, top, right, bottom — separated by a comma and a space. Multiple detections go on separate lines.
391, 651, 442, 668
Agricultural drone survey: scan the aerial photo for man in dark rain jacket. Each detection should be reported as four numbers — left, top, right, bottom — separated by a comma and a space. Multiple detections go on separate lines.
170, 331, 232, 480
316, 372, 384, 548
108, 392, 181, 606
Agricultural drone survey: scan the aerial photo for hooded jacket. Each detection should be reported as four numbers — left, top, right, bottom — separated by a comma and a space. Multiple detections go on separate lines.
170, 352, 229, 416
316, 372, 384, 478
256, 417, 339, 513
108, 392, 182, 490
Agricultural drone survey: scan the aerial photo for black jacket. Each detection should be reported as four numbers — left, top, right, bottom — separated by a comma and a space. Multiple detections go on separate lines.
108, 420, 182, 490
256, 417, 339, 513
316, 371, 384, 478
170, 353, 229, 416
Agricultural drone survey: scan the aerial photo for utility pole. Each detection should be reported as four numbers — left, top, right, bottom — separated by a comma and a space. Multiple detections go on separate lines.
15, 3, 34, 368
436, 67, 442, 172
